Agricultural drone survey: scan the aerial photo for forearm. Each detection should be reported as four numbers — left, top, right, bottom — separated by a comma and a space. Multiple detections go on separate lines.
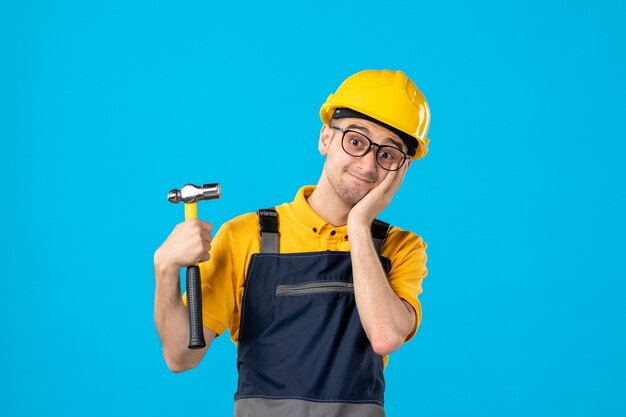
153, 254, 210, 372
348, 223, 415, 356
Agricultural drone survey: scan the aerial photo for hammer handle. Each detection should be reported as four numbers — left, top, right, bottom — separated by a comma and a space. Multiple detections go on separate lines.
184, 202, 206, 349
186, 265, 206, 349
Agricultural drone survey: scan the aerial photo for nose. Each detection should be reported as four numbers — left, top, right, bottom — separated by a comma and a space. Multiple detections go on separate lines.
355, 145, 379, 173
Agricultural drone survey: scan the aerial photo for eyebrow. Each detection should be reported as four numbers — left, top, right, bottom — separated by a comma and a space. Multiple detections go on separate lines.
345, 123, 405, 150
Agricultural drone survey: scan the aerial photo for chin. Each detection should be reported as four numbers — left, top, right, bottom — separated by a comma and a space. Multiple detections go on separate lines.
340, 187, 369, 207
326, 166, 373, 206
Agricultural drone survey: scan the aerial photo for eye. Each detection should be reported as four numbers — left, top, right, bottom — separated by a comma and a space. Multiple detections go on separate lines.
378, 146, 407, 165
349, 138, 363, 147
379, 148, 401, 161
345, 133, 367, 148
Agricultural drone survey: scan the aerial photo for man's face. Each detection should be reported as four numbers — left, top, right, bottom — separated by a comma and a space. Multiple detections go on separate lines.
319, 117, 409, 207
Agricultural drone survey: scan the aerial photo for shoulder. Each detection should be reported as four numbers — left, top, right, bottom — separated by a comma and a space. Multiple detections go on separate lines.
382, 225, 427, 259
386, 225, 426, 248
222, 211, 259, 236
210, 211, 261, 259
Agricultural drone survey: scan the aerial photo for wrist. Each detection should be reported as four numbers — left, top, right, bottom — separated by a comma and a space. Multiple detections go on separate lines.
154, 248, 180, 276
347, 207, 376, 230
347, 219, 371, 238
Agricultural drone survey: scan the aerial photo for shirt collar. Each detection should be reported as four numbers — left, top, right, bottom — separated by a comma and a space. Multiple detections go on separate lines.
286, 186, 347, 236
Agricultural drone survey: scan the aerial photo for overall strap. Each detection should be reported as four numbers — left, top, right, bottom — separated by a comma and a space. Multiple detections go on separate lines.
371, 219, 390, 255
257, 208, 279, 254
257, 208, 390, 256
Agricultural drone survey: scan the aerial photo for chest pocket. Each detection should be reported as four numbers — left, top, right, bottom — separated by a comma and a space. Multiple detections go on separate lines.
276, 280, 355, 296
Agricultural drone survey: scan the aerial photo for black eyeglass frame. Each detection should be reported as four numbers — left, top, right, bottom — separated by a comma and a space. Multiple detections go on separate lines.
330, 126, 410, 172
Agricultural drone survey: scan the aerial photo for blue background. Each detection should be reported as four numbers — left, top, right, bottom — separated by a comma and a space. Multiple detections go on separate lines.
1, 1, 625, 416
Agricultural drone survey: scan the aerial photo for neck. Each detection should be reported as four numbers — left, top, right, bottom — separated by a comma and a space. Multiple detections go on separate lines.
307, 173, 352, 227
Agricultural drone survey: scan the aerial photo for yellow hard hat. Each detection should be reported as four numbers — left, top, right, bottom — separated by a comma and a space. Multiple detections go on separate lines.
320, 70, 430, 159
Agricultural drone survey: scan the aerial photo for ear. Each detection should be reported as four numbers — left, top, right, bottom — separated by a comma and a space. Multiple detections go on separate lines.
318, 124, 333, 156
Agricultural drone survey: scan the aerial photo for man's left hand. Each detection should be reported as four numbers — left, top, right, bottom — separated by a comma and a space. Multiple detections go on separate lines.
348, 162, 410, 227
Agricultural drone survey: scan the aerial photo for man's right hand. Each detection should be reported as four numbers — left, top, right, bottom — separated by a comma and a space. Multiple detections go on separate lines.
154, 219, 214, 272
153, 218, 215, 372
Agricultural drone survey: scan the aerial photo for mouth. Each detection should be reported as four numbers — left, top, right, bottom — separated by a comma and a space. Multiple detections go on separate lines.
346, 170, 376, 185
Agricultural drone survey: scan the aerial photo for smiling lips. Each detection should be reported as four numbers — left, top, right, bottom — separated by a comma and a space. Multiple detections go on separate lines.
346, 170, 377, 185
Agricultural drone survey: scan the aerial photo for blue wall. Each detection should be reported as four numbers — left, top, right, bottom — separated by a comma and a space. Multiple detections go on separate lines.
1, 1, 625, 415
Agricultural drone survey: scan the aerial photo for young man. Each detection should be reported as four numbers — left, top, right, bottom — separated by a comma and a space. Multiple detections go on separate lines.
154, 69, 431, 417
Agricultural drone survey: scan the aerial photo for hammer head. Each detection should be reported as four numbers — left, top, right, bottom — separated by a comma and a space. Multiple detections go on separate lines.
168, 183, 221, 204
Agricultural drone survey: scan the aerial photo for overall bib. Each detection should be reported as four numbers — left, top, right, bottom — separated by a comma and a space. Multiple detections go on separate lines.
234, 209, 392, 417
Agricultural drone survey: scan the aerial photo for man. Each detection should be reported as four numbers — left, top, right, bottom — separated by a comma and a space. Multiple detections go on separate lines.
154, 69, 431, 417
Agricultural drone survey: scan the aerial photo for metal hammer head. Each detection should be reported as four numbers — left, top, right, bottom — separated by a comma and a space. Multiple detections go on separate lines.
168, 183, 221, 204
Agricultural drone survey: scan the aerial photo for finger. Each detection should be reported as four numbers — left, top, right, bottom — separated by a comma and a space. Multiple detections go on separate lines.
187, 218, 213, 233
382, 163, 407, 198
198, 220, 214, 233
195, 243, 212, 263
381, 163, 401, 192
197, 251, 211, 263
394, 161, 409, 186
199, 230, 213, 244
378, 163, 398, 188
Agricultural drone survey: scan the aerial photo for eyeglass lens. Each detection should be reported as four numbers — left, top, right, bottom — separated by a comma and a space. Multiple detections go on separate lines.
341, 130, 406, 171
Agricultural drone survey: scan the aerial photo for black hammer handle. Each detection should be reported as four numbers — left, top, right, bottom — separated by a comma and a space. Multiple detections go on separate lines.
186, 265, 206, 349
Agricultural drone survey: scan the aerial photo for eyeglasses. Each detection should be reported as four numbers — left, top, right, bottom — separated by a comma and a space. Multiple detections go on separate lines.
330, 126, 409, 171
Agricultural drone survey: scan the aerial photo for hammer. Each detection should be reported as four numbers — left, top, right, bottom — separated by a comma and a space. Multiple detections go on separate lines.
168, 183, 221, 349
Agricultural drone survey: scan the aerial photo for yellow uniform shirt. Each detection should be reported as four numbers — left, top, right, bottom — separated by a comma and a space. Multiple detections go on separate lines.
194, 185, 427, 349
